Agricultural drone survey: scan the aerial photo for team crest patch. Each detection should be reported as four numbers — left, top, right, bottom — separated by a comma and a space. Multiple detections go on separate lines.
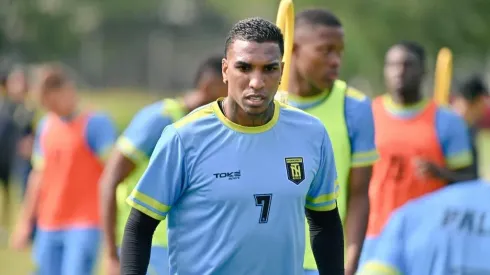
285, 157, 305, 185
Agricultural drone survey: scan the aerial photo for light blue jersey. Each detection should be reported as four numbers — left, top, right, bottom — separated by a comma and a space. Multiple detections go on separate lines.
358, 180, 490, 275
127, 99, 339, 275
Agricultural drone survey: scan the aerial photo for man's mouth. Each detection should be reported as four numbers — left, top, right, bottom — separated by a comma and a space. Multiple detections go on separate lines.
244, 94, 266, 107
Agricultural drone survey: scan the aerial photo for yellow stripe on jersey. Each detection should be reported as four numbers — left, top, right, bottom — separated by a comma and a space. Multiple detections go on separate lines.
352, 150, 379, 167
116, 136, 149, 164
306, 180, 339, 204
305, 201, 337, 212
358, 261, 401, 275
127, 198, 167, 221
174, 104, 214, 129
129, 189, 170, 214
212, 98, 280, 134
446, 150, 473, 170
32, 154, 44, 171
346, 87, 367, 101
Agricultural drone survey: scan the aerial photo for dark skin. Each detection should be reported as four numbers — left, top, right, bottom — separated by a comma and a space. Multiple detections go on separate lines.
289, 23, 369, 275
385, 45, 474, 183
289, 24, 344, 97
221, 39, 283, 126
99, 71, 227, 275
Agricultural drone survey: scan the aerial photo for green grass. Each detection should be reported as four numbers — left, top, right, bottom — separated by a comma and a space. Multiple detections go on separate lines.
0, 91, 489, 274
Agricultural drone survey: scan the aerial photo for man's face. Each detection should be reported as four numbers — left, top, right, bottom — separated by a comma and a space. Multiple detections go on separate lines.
222, 40, 283, 115
6, 70, 28, 103
294, 25, 344, 90
40, 84, 77, 116
453, 95, 488, 125
384, 46, 424, 97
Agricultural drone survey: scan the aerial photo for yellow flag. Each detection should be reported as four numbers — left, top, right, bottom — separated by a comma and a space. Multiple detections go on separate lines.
433, 47, 453, 105
275, 0, 295, 102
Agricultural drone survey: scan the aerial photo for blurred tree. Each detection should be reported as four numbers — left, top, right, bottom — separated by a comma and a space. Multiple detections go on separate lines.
205, 0, 490, 92
1, 0, 489, 91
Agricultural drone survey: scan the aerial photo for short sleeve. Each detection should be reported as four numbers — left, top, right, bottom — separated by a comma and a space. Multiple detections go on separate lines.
358, 209, 406, 275
31, 117, 47, 171
436, 109, 473, 170
116, 103, 173, 164
345, 95, 378, 167
86, 113, 117, 161
126, 125, 187, 220
305, 128, 339, 211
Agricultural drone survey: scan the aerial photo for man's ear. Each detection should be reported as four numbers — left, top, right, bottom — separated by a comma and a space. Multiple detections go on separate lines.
222, 58, 228, 84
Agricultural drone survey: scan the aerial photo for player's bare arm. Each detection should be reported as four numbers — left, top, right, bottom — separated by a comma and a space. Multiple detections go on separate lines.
345, 166, 371, 275
10, 169, 41, 250
414, 160, 474, 183
306, 207, 344, 275
99, 150, 136, 264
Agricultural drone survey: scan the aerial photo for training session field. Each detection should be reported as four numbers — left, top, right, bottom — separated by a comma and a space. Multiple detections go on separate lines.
1, 91, 489, 275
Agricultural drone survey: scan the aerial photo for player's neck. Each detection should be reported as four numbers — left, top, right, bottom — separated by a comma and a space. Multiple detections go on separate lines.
289, 70, 331, 98
182, 91, 209, 113
390, 91, 423, 106
221, 98, 274, 127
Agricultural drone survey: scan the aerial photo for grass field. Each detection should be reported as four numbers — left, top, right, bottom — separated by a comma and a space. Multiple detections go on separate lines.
0, 91, 489, 274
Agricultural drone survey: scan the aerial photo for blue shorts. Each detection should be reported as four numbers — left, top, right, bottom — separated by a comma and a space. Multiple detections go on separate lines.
33, 228, 100, 275
118, 246, 169, 275
304, 269, 319, 275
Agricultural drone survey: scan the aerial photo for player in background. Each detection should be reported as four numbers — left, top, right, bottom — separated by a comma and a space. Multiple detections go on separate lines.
99, 55, 227, 275
0, 68, 14, 235
285, 9, 377, 275
10, 65, 117, 275
358, 179, 490, 275
359, 41, 474, 267
451, 75, 489, 178
121, 17, 344, 275
5, 67, 36, 197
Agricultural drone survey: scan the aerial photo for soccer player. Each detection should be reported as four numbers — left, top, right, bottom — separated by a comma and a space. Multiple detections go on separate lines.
357, 179, 490, 275
120, 17, 344, 275
99, 55, 226, 275
451, 75, 489, 178
10, 65, 117, 275
0, 68, 15, 233
360, 41, 474, 266
285, 9, 377, 275
5, 67, 36, 197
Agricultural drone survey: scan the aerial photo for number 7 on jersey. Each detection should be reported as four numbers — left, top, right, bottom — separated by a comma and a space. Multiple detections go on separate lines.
254, 194, 272, 224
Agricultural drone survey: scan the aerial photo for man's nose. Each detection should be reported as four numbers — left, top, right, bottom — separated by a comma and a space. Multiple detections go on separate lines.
249, 71, 265, 90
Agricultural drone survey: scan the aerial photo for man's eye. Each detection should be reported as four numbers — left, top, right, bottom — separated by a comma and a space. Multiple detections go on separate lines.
264, 66, 278, 72
236, 65, 251, 72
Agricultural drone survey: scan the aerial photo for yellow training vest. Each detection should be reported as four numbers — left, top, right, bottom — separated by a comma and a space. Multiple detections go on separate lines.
299, 80, 352, 270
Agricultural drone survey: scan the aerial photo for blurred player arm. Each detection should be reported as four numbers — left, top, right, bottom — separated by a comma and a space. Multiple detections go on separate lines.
346, 98, 377, 274
418, 112, 475, 183
17, 117, 35, 160
99, 108, 169, 260
357, 209, 406, 275
305, 129, 344, 275
121, 125, 187, 274
11, 118, 46, 250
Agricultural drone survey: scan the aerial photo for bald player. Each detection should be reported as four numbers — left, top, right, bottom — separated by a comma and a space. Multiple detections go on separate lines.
285, 9, 377, 275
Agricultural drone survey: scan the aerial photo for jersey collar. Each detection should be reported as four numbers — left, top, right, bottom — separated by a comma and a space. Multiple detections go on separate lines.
212, 98, 280, 134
